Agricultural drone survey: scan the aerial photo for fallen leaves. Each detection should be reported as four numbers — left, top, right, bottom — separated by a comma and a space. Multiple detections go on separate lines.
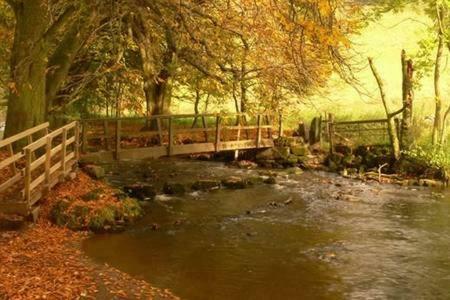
0, 171, 179, 300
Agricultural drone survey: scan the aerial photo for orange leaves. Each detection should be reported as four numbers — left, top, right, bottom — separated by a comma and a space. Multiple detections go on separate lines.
0, 172, 178, 299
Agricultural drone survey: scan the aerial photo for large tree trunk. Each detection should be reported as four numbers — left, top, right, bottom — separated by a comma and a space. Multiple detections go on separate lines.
5, 0, 48, 138
368, 58, 401, 160
433, 33, 444, 146
400, 50, 414, 150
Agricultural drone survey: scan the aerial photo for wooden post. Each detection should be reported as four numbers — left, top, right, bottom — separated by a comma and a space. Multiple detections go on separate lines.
168, 117, 174, 156
61, 128, 67, 176
7, 144, 17, 175
75, 122, 80, 161
115, 120, 121, 160
234, 115, 241, 160
202, 115, 209, 142
215, 116, 221, 152
45, 136, 52, 191
81, 121, 87, 153
266, 115, 273, 139
256, 114, 262, 148
318, 116, 323, 146
103, 120, 109, 151
329, 113, 335, 154
156, 117, 163, 146
24, 148, 32, 204
278, 113, 283, 138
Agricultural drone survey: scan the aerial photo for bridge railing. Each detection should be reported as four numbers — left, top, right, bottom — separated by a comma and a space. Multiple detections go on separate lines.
0, 121, 80, 215
80, 113, 274, 159
0, 123, 50, 196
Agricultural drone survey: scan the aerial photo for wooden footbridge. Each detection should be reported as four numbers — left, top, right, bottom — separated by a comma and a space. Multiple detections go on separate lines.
0, 113, 277, 216
81, 113, 276, 161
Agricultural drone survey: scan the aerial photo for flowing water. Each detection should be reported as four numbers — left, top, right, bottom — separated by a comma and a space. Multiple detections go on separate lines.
83, 159, 450, 300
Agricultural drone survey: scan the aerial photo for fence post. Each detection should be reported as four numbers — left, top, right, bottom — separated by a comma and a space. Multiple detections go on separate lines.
24, 148, 32, 204
81, 121, 87, 153
45, 136, 52, 191
115, 119, 121, 160
7, 144, 18, 175
103, 120, 109, 151
168, 117, 174, 156
256, 114, 262, 148
328, 113, 335, 154
156, 117, 163, 146
61, 128, 67, 176
278, 113, 283, 138
215, 115, 222, 152
75, 122, 80, 162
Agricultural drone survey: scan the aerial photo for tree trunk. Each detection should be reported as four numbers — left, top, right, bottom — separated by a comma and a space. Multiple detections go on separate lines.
368, 58, 401, 160
5, 0, 49, 138
46, 9, 94, 114
400, 50, 414, 150
192, 89, 201, 128
433, 33, 444, 146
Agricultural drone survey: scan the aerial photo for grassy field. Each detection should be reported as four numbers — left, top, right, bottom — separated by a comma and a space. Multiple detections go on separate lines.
289, 8, 449, 125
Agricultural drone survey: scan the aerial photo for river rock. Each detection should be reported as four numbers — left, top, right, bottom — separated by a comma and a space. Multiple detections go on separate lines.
163, 183, 186, 195
83, 165, 105, 179
286, 167, 303, 175
123, 184, 157, 200
290, 144, 309, 156
222, 176, 248, 189
256, 148, 276, 161
419, 179, 445, 188
192, 180, 221, 191
234, 160, 258, 169
264, 176, 277, 184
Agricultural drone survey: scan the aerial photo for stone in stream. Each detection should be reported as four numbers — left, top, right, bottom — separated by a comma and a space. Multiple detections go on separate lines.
192, 180, 221, 191
222, 176, 248, 189
163, 183, 186, 195
83, 165, 105, 180
263, 177, 277, 185
123, 184, 157, 200
233, 160, 258, 169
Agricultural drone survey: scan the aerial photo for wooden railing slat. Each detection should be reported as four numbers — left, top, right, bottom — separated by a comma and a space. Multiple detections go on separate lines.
0, 122, 49, 149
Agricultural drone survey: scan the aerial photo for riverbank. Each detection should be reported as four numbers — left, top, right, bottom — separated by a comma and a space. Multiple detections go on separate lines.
0, 171, 178, 299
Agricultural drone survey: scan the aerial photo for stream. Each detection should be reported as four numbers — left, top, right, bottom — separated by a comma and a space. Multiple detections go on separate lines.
83, 159, 450, 300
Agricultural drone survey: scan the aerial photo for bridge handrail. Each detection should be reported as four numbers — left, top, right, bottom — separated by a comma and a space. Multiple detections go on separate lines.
0, 121, 80, 215
79, 112, 273, 122
0, 122, 49, 149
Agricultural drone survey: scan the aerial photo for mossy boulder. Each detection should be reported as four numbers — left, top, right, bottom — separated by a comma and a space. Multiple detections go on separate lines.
50, 197, 142, 232
163, 183, 186, 195
83, 165, 105, 180
290, 145, 309, 156
81, 188, 104, 201
123, 184, 156, 200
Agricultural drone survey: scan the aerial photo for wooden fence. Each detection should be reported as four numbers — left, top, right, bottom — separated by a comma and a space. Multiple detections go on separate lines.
324, 116, 397, 153
81, 113, 275, 160
0, 121, 80, 215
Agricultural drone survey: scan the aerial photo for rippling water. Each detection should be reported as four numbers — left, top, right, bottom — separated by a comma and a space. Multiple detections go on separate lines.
83, 159, 450, 300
